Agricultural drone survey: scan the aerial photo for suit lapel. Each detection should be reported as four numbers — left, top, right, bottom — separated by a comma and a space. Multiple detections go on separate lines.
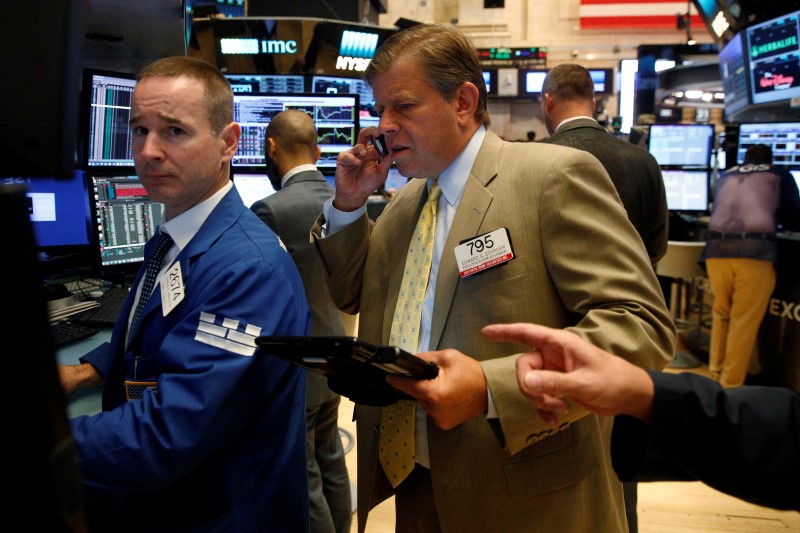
428, 132, 501, 349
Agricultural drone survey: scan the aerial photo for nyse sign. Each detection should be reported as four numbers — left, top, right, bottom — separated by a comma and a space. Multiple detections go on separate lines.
768, 298, 800, 321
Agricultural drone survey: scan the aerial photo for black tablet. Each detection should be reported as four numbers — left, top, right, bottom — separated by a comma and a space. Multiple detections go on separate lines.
255, 336, 439, 379
256, 336, 439, 405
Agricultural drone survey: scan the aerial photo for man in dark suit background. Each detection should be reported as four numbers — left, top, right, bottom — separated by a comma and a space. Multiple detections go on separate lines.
251, 109, 352, 533
541, 63, 670, 532
541, 63, 669, 269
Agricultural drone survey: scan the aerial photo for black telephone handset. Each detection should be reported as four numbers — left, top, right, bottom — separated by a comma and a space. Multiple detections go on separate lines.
370, 134, 389, 157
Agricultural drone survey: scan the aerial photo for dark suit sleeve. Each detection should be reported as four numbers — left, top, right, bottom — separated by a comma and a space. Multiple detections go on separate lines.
610, 370, 800, 511
250, 200, 278, 232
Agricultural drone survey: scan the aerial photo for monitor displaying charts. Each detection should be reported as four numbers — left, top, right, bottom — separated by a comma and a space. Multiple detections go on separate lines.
232, 92, 359, 173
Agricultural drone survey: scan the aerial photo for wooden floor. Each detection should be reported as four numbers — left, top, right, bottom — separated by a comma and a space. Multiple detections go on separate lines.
337, 311, 800, 532
339, 395, 800, 533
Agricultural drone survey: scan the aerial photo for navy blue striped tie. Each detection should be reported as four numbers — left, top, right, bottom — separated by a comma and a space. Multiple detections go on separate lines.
128, 230, 173, 344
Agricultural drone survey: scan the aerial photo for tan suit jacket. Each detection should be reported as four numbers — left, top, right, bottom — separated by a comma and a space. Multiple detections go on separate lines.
311, 130, 676, 533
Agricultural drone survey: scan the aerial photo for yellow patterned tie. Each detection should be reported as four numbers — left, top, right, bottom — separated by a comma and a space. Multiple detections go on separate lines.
379, 182, 441, 488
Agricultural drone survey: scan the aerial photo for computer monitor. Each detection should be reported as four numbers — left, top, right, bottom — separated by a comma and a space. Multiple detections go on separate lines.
517, 69, 548, 98
661, 169, 709, 212
647, 124, 715, 167
718, 32, 751, 121
81, 68, 138, 169
745, 10, 800, 105
736, 122, 800, 167
232, 92, 360, 174
311, 75, 378, 129
588, 68, 613, 95
791, 169, 800, 191
224, 74, 306, 94
233, 173, 278, 208
482, 69, 498, 96
382, 166, 408, 194
0, 170, 94, 273
89, 174, 164, 273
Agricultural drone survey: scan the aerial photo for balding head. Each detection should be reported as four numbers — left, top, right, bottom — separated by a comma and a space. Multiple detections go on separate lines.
263, 109, 321, 190
541, 64, 596, 135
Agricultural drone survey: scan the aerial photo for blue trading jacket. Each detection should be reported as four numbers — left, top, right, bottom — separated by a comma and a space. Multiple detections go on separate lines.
71, 186, 311, 532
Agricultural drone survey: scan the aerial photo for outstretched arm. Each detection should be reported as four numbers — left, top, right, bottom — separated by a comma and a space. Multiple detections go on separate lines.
482, 322, 655, 427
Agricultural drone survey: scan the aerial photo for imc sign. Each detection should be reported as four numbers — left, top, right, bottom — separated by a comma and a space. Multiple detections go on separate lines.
219, 38, 298, 55
337, 30, 379, 72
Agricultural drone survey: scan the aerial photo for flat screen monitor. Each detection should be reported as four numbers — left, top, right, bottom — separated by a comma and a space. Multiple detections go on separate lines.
791, 169, 800, 191
311, 75, 378, 129
0, 170, 93, 257
647, 123, 715, 167
233, 173, 278, 208
482, 69, 498, 96
382, 166, 408, 194
517, 69, 548, 98
745, 10, 800, 105
224, 74, 306, 94
90, 174, 164, 272
661, 169, 709, 212
232, 92, 359, 173
588, 68, 613, 95
81, 68, 138, 169
736, 122, 800, 167
718, 31, 751, 120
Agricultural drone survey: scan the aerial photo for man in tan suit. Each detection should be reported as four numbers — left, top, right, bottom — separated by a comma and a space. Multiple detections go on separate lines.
311, 24, 676, 533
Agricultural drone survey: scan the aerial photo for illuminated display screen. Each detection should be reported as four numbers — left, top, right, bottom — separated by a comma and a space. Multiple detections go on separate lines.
648, 124, 715, 167
737, 122, 800, 168
517, 70, 548, 97
746, 10, 800, 105
718, 32, 751, 119
232, 92, 359, 173
661, 169, 709, 212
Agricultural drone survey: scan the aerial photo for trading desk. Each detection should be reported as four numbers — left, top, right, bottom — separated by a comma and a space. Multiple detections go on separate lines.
57, 329, 110, 418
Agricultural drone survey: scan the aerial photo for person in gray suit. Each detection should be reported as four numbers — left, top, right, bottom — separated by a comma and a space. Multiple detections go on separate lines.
250, 109, 352, 533
310, 24, 675, 533
541, 63, 669, 269
540, 63, 670, 533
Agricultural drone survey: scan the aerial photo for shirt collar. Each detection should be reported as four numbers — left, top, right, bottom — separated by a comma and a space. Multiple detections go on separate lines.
555, 115, 597, 132
159, 180, 232, 252
282, 164, 317, 187
433, 125, 486, 206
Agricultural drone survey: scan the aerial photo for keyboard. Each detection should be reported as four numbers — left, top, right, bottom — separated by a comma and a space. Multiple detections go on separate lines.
51, 321, 100, 347
72, 286, 131, 328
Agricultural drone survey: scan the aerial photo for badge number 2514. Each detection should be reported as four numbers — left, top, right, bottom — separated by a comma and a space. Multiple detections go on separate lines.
454, 228, 514, 278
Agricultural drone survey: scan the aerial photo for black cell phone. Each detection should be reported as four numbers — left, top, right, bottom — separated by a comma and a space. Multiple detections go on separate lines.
255, 335, 438, 379
370, 134, 389, 157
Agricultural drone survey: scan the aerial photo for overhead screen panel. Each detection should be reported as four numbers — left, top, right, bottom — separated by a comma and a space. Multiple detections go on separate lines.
746, 10, 800, 105
718, 32, 751, 120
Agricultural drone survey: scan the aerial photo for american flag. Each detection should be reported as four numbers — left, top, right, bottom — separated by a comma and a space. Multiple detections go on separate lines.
580, 0, 704, 30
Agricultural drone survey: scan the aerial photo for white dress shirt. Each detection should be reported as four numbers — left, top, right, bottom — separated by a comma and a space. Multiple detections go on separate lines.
323, 127, 492, 467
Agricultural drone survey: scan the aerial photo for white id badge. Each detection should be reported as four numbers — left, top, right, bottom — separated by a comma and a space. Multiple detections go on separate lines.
454, 228, 514, 278
160, 261, 185, 316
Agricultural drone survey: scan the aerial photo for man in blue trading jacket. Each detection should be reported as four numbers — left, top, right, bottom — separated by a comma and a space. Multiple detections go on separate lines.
58, 56, 311, 532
